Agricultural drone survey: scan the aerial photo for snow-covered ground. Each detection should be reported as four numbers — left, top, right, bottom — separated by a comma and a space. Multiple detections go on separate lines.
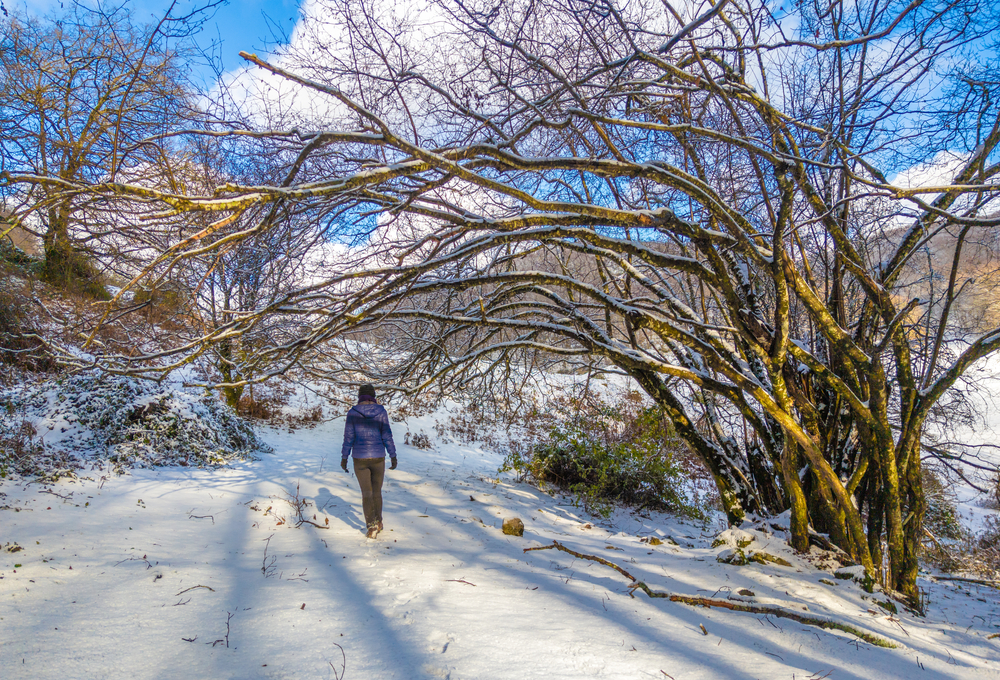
3, 410, 1000, 680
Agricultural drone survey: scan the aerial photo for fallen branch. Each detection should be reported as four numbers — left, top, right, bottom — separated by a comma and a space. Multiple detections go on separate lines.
524, 541, 897, 649
922, 528, 944, 552
446, 579, 477, 586
525, 541, 637, 581
929, 575, 1000, 591
808, 531, 857, 565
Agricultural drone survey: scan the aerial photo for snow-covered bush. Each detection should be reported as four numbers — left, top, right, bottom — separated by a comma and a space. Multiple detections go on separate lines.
501, 390, 712, 519
0, 372, 271, 477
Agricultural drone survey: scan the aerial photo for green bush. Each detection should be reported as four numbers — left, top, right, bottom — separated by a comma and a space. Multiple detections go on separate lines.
502, 391, 708, 520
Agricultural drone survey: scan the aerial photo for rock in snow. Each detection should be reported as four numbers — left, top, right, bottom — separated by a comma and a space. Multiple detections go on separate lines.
502, 517, 525, 536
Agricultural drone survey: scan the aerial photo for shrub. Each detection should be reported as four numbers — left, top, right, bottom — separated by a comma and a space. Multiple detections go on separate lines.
918, 467, 1000, 576
0, 276, 56, 375
923, 468, 964, 540
405, 431, 433, 449
235, 381, 326, 427
973, 516, 1000, 576
0, 401, 81, 479
237, 392, 275, 420
502, 389, 710, 520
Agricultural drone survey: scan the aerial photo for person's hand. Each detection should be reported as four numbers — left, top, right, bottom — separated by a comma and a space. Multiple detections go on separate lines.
340, 458, 349, 472
389, 457, 398, 470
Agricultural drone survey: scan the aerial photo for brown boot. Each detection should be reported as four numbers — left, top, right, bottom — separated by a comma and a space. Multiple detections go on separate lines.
377, 521, 384, 532
366, 525, 379, 539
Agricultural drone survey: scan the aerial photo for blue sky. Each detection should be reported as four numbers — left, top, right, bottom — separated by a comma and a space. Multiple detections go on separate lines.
10, 0, 303, 87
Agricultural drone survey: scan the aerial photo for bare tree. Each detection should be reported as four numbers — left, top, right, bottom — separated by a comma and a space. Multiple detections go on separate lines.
9, 0, 1000, 601
186, 138, 338, 408
0, 2, 210, 293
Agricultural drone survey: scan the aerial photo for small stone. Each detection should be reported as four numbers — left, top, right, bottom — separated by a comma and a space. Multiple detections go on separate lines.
834, 565, 876, 592
737, 589, 755, 597
819, 578, 837, 586
648, 537, 663, 546
502, 518, 524, 537
748, 551, 793, 567
716, 548, 749, 565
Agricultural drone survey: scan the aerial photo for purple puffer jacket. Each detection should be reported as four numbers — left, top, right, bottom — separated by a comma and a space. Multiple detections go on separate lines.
341, 402, 397, 460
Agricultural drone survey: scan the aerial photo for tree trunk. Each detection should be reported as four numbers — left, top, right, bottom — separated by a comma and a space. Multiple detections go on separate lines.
781, 444, 810, 552
217, 340, 245, 410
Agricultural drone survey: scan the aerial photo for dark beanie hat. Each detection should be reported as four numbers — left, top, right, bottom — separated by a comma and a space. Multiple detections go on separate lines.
359, 384, 376, 400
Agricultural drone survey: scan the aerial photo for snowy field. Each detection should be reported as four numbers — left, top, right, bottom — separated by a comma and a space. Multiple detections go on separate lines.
3, 410, 1000, 680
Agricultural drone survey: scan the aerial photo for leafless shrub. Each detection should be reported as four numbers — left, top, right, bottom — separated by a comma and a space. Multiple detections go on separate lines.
237, 393, 277, 420
0, 276, 56, 375
923, 515, 1000, 578
404, 431, 433, 449
923, 469, 966, 541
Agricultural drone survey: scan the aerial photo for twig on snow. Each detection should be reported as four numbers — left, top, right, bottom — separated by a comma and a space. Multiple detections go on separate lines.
187, 511, 215, 524
114, 555, 153, 569
329, 642, 347, 680
175, 585, 215, 596
38, 488, 73, 501
261, 534, 277, 577
525, 540, 637, 580
296, 518, 329, 530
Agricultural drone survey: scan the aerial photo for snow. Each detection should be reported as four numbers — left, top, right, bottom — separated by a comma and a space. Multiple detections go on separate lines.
3, 410, 1000, 679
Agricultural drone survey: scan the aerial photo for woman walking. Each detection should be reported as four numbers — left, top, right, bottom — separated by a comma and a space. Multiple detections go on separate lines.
341, 384, 397, 538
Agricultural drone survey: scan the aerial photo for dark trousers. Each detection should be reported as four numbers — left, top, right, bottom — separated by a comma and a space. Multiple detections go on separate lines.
353, 457, 385, 529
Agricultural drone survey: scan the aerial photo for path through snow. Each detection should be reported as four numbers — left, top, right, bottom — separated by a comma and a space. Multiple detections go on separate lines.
3, 415, 1000, 679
